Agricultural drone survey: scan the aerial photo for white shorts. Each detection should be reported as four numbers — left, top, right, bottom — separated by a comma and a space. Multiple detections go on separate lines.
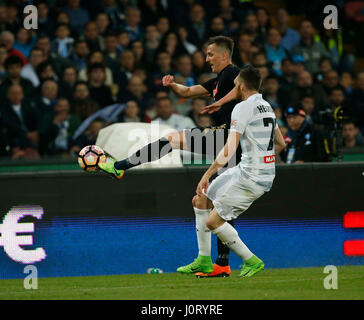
205, 166, 266, 221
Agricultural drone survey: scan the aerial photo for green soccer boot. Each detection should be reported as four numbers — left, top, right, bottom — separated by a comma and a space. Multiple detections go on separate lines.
98, 158, 125, 180
239, 255, 264, 278
177, 255, 214, 274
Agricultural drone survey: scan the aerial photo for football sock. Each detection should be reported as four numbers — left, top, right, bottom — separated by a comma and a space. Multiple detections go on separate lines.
194, 208, 211, 257
212, 222, 254, 262
114, 138, 172, 170
215, 220, 234, 266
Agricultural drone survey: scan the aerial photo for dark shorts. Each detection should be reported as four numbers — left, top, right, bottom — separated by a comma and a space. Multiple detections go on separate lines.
183, 124, 242, 166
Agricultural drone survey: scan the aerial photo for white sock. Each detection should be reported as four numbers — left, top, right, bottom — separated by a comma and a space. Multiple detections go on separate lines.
194, 208, 211, 256
212, 222, 253, 261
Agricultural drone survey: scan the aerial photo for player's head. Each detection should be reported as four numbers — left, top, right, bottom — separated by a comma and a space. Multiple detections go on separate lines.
206, 36, 234, 73
234, 64, 261, 99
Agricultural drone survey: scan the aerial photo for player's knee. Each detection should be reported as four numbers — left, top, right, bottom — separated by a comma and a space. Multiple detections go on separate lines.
164, 132, 184, 149
193, 194, 210, 210
205, 217, 216, 231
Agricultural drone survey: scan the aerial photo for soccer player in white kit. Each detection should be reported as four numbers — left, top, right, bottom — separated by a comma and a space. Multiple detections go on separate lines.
186, 65, 286, 277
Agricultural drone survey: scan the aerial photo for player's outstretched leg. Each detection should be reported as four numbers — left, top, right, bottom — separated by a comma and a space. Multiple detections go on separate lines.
207, 209, 264, 278
113, 131, 185, 171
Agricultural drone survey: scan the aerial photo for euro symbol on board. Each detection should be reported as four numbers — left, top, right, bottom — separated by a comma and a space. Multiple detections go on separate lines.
0, 206, 46, 264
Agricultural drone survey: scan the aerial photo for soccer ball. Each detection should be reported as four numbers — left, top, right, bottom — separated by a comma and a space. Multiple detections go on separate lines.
78, 145, 106, 172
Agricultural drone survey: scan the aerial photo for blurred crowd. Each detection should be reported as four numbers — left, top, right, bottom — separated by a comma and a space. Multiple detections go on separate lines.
0, 0, 363, 163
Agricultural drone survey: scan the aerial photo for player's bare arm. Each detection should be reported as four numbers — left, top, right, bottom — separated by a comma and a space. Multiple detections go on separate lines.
162, 74, 210, 98
196, 131, 242, 196
200, 86, 239, 114
274, 127, 286, 155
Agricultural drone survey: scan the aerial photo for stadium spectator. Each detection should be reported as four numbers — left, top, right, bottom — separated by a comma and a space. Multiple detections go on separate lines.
262, 75, 281, 109
72, 81, 98, 120
59, 65, 78, 101
2, 84, 40, 160
217, 0, 240, 34
0, 55, 33, 101
176, 25, 197, 56
104, 32, 122, 72
290, 70, 328, 112
119, 49, 136, 80
35, 35, 73, 78
291, 20, 330, 74
233, 33, 254, 68
36, 61, 58, 87
280, 104, 328, 163
20, 48, 46, 88
187, 4, 208, 47
348, 71, 364, 131
300, 94, 317, 124
191, 50, 210, 79
343, 120, 362, 148
63, 0, 90, 36
187, 97, 208, 125
156, 16, 170, 38
314, 57, 333, 84
39, 97, 80, 156
0, 4, 17, 34
157, 30, 188, 61
264, 27, 289, 76
13, 28, 36, 59
131, 40, 147, 69
152, 96, 195, 131
69, 39, 89, 71
148, 51, 173, 93
79, 50, 114, 88
0, 31, 27, 65
102, 0, 124, 30
95, 13, 111, 37
207, 16, 227, 39
138, 0, 167, 27
241, 13, 265, 46
83, 21, 105, 52
340, 72, 354, 96
322, 70, 345, 96
123, 6, 143, 42
35, 79, 59, 115
120, 75, 150, 112
256, 7, 271, 39
36, 2, 55, 38
51, 24, 75, 59
275, 8, 300, 52
87, 63, 114, 108
144, 25, 161, 65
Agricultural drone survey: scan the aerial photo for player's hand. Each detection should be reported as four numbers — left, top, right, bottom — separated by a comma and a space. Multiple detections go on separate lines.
196, 175, 209, 196
162, 75, 174, 87
201, 101, 222, 114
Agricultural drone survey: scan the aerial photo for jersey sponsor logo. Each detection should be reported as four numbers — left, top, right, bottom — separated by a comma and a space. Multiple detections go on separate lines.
264, 155, 275, 163
231, 120, 237, 128
284, 136, 292, 143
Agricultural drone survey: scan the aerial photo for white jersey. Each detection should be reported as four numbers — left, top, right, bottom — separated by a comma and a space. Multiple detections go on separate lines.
230, 93, 277, 191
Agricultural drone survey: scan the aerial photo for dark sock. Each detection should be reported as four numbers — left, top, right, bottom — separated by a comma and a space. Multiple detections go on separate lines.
114, 138, 172, 170
215, 220, 234, 266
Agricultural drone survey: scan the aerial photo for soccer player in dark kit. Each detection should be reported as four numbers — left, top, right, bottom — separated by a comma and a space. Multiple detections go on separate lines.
99, 36, 241, 277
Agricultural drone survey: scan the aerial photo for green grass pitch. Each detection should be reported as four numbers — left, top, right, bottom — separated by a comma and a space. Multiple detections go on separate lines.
1, 266, 364, 300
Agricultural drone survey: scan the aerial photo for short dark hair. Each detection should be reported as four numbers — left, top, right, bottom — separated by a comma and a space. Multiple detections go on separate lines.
237, 64, 261, 91
156, 96, 172, 105
207, 36, 234, 58
4, 55, 24, 69
88, 62, 105, 73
